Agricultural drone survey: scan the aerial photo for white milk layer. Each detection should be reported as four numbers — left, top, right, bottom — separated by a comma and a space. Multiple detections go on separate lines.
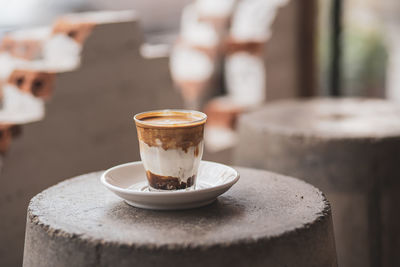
139, 140, 204, 182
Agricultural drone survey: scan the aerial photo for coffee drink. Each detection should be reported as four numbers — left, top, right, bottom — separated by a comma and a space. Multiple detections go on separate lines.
134, 110, 207, 190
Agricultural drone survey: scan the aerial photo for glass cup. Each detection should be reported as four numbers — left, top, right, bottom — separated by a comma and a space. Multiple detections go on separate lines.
134, 109, 207, 191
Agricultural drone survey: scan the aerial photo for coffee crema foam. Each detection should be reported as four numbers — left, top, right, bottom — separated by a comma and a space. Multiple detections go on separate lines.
140, 114, 198, 126
135, 110, 207, 151
136, 110, 206, 127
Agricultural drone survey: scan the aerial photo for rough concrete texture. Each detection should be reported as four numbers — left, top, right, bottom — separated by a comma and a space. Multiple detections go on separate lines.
234, 98, 400, 267
23, 168, 337, 267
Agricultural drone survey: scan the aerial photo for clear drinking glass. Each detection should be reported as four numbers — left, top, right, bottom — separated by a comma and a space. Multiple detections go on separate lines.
134, 109, 207, 191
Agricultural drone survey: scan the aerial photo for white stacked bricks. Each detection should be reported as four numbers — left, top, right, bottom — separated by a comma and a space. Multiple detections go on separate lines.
225, 0, 288, 106
203, 0, 288, 156
170, 4, 221, 109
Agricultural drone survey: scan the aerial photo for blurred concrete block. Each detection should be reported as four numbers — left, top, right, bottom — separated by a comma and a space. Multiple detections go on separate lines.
265, 0, 316, 99
0, 10, 182, 266
234, 98, 400, 267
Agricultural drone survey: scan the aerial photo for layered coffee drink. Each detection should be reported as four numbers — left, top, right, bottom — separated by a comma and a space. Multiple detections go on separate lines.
134, 110, 207, 190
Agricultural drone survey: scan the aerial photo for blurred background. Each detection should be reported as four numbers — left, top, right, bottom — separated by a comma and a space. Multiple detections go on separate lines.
0, 0, 395, 98
0, 0, 399, 266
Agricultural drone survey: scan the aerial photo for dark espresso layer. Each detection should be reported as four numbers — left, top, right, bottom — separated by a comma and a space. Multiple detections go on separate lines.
135, 111, 206, 152
146, 171, 195, 190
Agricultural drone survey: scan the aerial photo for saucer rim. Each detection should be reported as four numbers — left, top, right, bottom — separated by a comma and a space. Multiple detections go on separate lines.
101, 160, 240, 196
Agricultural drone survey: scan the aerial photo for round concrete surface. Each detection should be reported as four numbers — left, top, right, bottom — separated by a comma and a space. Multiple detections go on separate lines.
241, 98, 400, 139
23, 167, 336, 267
234, 98, 400, 267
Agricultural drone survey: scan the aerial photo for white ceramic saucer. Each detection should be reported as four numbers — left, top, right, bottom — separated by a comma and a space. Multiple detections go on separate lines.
101, 161, 240, 210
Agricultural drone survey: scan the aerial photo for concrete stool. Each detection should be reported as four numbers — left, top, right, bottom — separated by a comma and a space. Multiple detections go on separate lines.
23, 168, 337, 267
234, 98, 400, 267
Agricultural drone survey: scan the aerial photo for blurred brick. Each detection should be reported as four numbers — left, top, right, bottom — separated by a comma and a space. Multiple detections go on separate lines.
198, 16, 230, 34
0, 80, 3, 100
52, 19, 95, 44
8, 70, 54, 99
175, 79, 211, 103
203, 97, 245, 129
0, 37, 43, 60
224, 37, 266, 56
176, 38, 219, 60
0, 124, 21, 154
